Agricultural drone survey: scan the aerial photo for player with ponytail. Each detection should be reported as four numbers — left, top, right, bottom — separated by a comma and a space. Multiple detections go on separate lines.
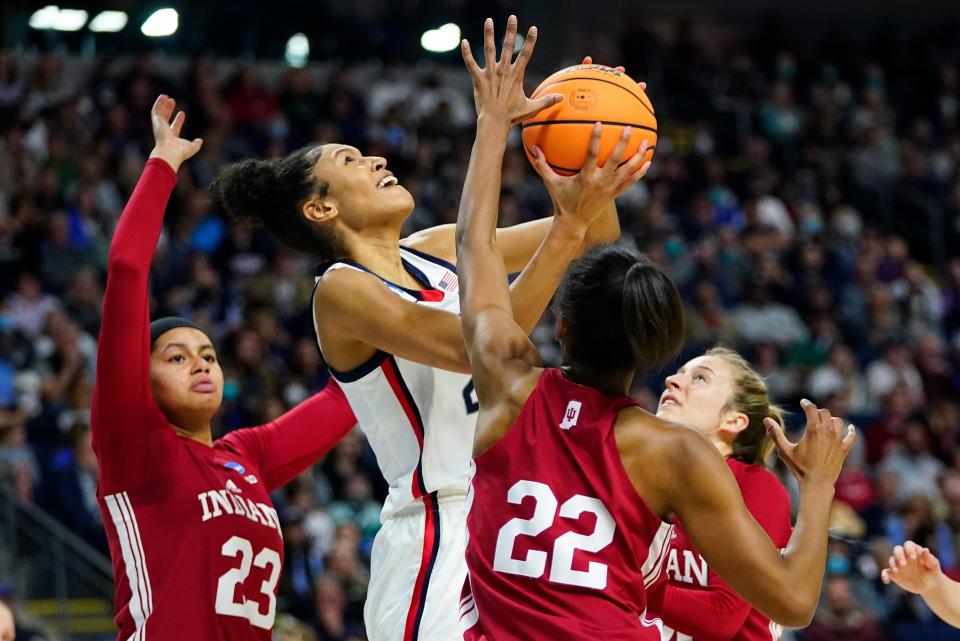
649, 346, 793, 641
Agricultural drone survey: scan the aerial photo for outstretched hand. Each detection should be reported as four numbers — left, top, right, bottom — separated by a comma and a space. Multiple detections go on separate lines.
531, 123, 651, 230
765, 398, 856, 487
148, 94, 202, 173
461, 16, 562, 127
882, 541, 943, 594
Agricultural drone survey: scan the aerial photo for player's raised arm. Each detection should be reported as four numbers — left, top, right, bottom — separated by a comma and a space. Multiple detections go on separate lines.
91, 95, 202, 491
456, 18, 654, 410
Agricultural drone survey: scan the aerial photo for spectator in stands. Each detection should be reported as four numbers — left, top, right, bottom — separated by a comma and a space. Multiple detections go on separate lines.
803, 574, 888, 641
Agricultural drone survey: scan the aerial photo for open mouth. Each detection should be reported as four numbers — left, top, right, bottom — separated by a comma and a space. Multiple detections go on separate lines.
660, 395, 680, 408
376, 175, 398, 188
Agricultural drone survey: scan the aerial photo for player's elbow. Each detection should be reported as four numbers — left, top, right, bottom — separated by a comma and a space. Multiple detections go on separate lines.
768, 598, 815, 628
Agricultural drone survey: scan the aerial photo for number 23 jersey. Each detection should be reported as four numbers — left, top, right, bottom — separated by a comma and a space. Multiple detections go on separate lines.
97, 428, 288, 641
462, 368, 674, 641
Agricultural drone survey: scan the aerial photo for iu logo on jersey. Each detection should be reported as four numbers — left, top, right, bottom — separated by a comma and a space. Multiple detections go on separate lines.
559, 400, 582, 431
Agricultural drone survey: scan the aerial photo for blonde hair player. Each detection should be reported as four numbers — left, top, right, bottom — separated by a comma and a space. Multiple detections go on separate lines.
648, 346, 793, 641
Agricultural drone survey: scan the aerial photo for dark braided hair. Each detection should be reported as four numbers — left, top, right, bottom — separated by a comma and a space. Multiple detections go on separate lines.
209, 145, 347, 261
553, 245, 685, 375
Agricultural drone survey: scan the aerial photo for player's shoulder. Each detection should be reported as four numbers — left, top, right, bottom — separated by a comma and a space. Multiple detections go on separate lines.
313, 264, 393, 308
615, 408, 717, 475
728, 459, 789, 502
400, 224, 457, 264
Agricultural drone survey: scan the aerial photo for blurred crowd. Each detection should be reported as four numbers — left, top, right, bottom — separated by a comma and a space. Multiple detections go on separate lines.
1, 12, 960, 641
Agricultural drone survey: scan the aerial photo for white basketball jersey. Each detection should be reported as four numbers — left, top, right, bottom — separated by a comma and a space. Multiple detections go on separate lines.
313, 246, 477, 520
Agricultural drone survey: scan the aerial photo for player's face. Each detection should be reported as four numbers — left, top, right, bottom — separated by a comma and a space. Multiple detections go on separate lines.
150, 328, 224, 423
311, 144, 414, 231
656, 355, 739, 436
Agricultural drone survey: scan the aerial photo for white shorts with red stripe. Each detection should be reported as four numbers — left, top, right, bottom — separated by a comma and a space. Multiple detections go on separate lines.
365, 491, 468, 641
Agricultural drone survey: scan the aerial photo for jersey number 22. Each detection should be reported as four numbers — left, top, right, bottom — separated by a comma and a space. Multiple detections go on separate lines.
493, 480, 615, 590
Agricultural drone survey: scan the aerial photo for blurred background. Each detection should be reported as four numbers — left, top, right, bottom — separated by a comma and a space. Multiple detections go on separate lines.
1, 0, 960, 639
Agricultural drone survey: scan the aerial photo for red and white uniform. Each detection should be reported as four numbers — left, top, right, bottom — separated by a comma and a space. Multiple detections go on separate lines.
313, 249, 475, 641
92, 159, 357, 641
462, 368, 674, 641
647, 458, 792, 641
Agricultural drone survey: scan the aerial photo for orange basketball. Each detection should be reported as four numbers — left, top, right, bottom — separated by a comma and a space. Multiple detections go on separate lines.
521, 64, 657, 176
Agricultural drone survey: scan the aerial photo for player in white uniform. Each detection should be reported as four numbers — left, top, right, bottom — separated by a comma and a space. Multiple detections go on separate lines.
209, 17, 649, 640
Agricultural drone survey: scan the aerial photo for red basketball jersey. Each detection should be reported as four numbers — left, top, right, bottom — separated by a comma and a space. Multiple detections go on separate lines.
650, 458, 792, 641
462, 368, 673, 641
92, 158, 357, 641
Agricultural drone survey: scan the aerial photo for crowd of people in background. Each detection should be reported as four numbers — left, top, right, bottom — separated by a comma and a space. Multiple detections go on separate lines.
1, 13, 960, 641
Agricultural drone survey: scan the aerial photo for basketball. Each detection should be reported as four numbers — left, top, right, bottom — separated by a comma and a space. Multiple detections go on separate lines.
521, 64, 657, 176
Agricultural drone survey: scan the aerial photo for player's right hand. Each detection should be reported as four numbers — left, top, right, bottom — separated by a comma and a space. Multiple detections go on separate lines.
461, 16, 562, 127
531, 123, 651, 232
881, 541, 943, 595
148, 94, 203, 172
764, 398, 855, 488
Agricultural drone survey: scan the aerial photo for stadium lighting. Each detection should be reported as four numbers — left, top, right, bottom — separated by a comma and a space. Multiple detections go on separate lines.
141, 8, 178, 37
420, 23, 460, 53
53, 8, 88, 31
29, 5, 61, 29
29, 6, 89, 31
89, 11, 128, 33
285, 33, 310, 68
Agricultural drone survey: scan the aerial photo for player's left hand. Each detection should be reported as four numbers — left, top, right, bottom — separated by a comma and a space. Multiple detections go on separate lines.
148, 94, 203, 173
881, 540, 943, 595
531, 123, 651, 232
461, 16, 562, 127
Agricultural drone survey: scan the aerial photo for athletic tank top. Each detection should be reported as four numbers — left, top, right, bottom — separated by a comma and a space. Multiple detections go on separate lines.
462, 368, 672, 641
313, 246, 476, 520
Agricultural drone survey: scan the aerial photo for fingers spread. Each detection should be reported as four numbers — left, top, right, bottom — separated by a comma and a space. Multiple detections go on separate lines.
817, 408, 832, 428
483, 18, 496, 69
461, 40, 482, 80
514, 26, 538, 73
500, 15, 517, 66
800, 398, 820, 431
765, 417, 795, 454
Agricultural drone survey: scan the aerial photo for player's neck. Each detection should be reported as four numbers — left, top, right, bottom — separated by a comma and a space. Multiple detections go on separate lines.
711, 437, 734, 458
561, 364, 633, 397
351, 234, 423, 289
173, 424, 213, 447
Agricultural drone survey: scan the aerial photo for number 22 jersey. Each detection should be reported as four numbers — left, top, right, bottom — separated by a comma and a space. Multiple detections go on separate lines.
462, 368, 674, 641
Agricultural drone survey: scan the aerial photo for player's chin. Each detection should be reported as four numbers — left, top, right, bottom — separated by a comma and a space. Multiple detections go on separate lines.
654, 403, 680, 420
377, 185, 414, 209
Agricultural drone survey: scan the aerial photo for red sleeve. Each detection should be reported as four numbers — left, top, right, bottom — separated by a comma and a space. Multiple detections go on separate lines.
654, 467, 793, 641
91, 158, 180, 494
222, 381, 357, 492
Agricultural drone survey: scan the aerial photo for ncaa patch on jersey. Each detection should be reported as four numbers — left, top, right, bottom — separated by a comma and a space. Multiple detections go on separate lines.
223, 461, 245, 474
559, 400, 582, 431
